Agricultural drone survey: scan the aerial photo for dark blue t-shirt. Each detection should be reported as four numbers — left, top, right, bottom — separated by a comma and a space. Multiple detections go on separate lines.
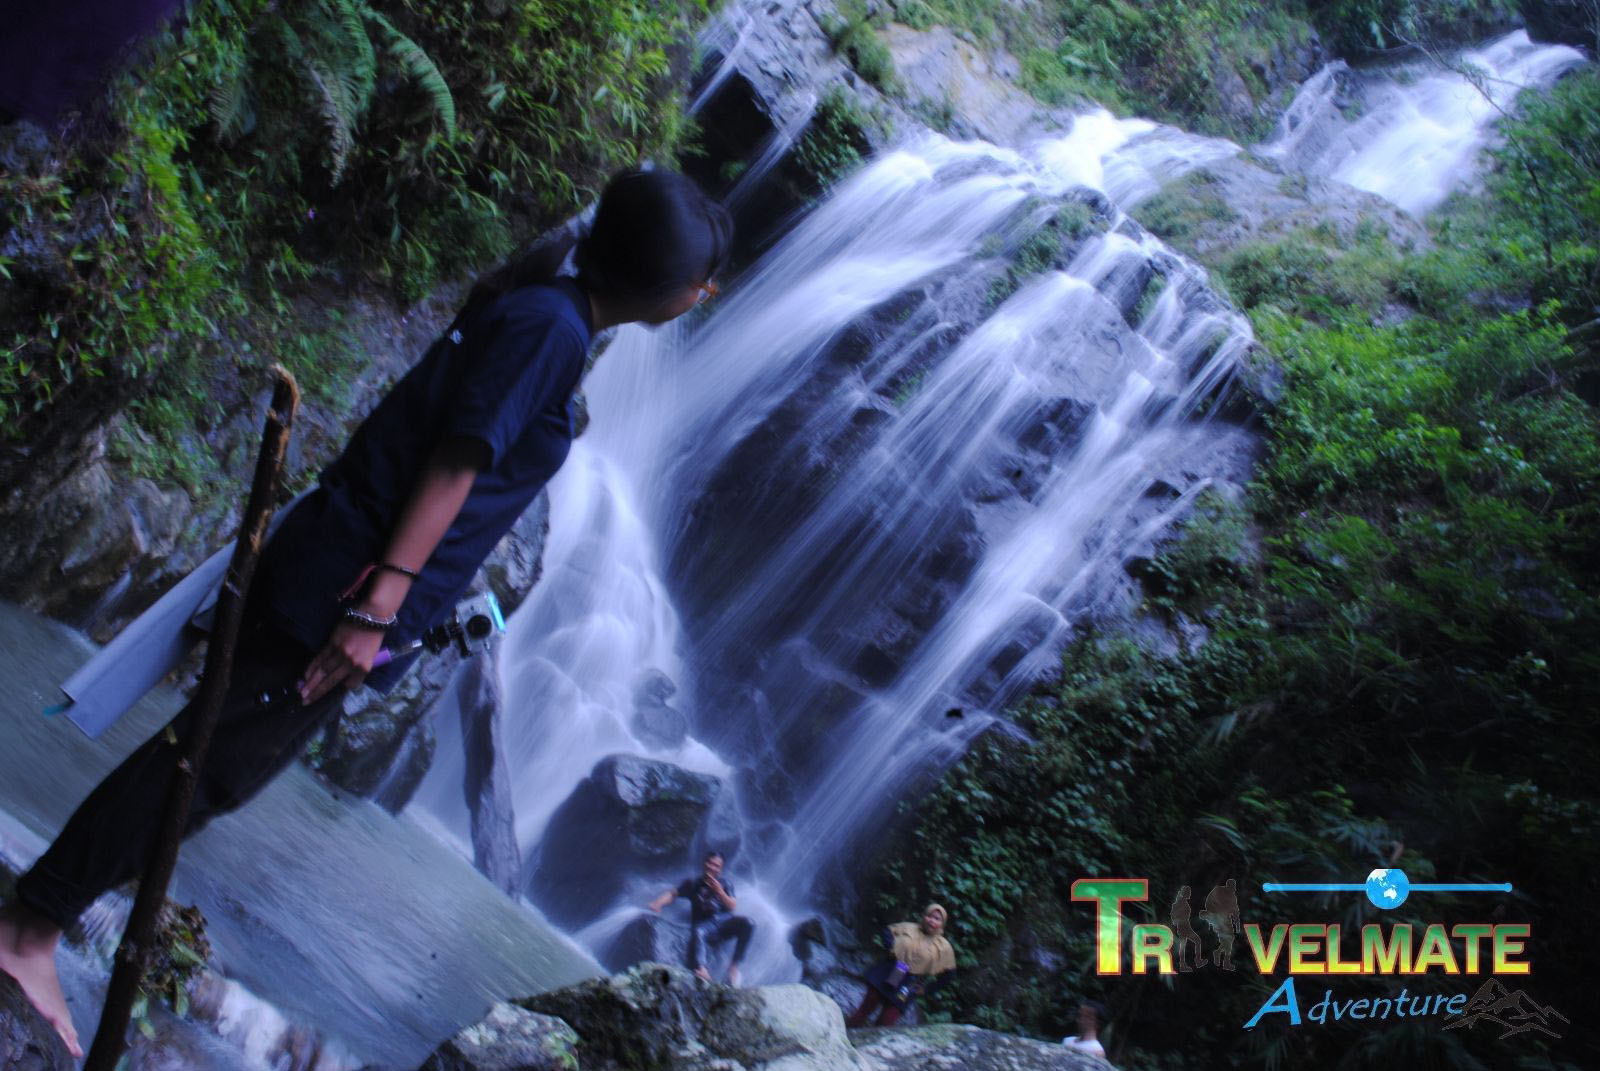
257, 278, 592, 690
676, 875, 736, 924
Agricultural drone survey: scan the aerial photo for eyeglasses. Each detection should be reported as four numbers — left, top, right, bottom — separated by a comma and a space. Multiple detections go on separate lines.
696, 280, 720, 305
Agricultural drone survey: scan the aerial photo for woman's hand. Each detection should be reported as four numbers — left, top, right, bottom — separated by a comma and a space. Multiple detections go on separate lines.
295, 437, 485, 706
300, 622, 385, 704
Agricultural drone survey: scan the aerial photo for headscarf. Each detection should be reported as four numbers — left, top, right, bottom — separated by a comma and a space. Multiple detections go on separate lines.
888, 904, 956, 975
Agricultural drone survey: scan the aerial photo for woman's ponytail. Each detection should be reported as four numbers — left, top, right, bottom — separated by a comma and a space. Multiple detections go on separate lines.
458, 225, 580, 325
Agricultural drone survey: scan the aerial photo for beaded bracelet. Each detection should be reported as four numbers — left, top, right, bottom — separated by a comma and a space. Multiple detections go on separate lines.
338, 561, 419, 603
340, 605, 398, 631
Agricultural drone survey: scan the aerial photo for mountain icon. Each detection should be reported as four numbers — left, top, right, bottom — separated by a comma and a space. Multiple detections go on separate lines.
1445, 979, 1569, 1040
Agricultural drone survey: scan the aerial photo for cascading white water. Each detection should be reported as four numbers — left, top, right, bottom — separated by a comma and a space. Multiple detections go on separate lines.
1040, 109, 1240, 205
413, 113, 1256, 978
766, 265, 1248, 889
411, 25, 1586, 983
1263, 29, 1585, 214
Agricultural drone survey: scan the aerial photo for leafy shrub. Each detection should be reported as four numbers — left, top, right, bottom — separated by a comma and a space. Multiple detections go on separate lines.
1309, 0, 1516, 55
891, 0, 938, 31
1134, 169, 1239, 250
2, 0, 706, 470
984, 202, 1103, 309
823, 0, 901, 94
794, 87, 874, 190
873, 44, 1600, 1069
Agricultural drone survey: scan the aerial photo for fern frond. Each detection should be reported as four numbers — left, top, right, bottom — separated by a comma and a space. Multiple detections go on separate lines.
366, 10, 456, 135
303, 60, 358, 183
324, 0, 377, 110
208, 75, 253, 141
273, 16, 307, 64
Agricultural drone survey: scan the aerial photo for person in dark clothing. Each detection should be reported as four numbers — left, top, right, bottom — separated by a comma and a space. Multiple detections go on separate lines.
649, 851, 754, 985
847, 904, 957, 1027
1203, 878, 1241, 971
1171, 885, 1203, 972
0, 168, 733, 1059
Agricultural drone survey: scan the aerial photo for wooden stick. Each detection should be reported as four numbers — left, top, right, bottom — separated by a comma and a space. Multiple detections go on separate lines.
83, 367, 300, 1071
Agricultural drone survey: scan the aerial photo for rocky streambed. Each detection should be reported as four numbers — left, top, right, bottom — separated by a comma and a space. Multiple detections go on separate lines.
4, 963, 1112, 1071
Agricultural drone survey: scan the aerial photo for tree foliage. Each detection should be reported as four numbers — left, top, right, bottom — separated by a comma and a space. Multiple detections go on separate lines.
870, 65, 1600, 1071
1, 0, 704, 464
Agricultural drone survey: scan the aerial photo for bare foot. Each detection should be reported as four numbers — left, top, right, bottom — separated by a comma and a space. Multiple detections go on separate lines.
0, 901, 83, 1060
694, 965, 712, 982
725, 965, 741, 987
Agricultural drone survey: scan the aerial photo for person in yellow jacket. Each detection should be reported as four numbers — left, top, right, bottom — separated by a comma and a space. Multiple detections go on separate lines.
846, 903, 957, 1026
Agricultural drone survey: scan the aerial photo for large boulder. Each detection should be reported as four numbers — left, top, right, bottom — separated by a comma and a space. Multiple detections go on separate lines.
427, 967, 1120, 1071
631, 670, 691, 752
1130, 153, 1429, 266
418, 1002, 580, 1071
317, 650, 451, 804
518, 963, 865, 1071
1521, 0, 1596, 48
851, 1022, 1110, 1069
529, 756, 726, 928
0, 973, 74, 1071
597, 913, 690, 975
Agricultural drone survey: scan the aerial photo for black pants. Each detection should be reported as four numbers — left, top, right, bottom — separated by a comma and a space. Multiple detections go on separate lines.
686, 915, 754, 971
15, 616, 344, 930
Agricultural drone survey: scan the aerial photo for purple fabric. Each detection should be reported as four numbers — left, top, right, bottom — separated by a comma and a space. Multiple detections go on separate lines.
0, 0, 186, 122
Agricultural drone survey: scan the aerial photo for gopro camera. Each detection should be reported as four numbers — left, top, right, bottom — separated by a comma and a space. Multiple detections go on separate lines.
419, 591, 506, 657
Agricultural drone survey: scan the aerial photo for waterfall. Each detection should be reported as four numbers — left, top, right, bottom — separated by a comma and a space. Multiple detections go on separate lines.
1263, 29, 1586, 214
413, 115, 1256, 977
409, 24, 1586, 983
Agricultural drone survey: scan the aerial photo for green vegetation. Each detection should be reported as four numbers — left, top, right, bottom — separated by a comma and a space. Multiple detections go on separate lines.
1217, 220, 1413, 317
910, 92, 959, 133
1, 0, 705, 488
889, 0, 939, 31
133, 902, 212, 1031
793, 88, 877, 190
873, 69, 1600, 1071
910, 0, 1517, 139
985, 201, 1102, 309
822, 0, 902, 94
1134, 169, 1240, 249
1313, 0, 1518, 54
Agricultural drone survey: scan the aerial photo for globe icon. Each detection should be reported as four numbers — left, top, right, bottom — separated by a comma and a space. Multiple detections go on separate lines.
1365, 868, 1411, 909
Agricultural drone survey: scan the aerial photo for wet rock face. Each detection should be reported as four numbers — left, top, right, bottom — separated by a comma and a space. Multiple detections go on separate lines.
0, 279, 466, 643
418, 1002, 580, 1071
851, 1022, 1108, 1070
632, 670, 691, 751
530, 756, 727, 928
1521, 0, 1597, 47
457, 642, 522, 896
517, 963, 865, 1071
432, 964, 1108, 1071
0, 973, 74, 1071
318, 653, 453, 801
884, 24, 1062, 145
1136, 153, 1429, 265
0, 432, 195, 632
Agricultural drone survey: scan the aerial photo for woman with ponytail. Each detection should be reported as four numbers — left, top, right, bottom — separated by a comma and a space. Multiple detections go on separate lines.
0, 168, 733, 1059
